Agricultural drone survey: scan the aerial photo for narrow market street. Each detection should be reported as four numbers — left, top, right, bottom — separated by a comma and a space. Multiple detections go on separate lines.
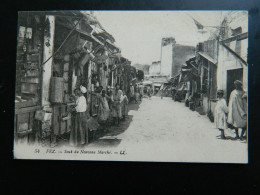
14, 11, 248, 164
88, 96, 247, 163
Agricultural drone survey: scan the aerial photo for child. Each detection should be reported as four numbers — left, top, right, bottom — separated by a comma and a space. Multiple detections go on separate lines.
215, 90, 229, 139
112, 84, 123, 126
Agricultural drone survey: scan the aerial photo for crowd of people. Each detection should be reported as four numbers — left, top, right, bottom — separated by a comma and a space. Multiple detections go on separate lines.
66, 84, 131, 146
65, 80, 156, 147
129, 82, 153, 102
215, 80, 247, 140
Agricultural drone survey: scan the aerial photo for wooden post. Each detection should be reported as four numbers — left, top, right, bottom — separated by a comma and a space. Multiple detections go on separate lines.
41, 15, 55, 106
111, 71, 114, 87
207, 61, 211, 113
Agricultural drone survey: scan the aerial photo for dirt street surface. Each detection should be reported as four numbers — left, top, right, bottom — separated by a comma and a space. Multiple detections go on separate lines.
88, 96, 248, 163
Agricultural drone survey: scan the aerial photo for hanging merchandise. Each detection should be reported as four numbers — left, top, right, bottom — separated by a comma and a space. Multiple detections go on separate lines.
76, 53, 89, 76
63, 72, 69, 82
35, 110, 53, 121
19, 26, 26, 38
50, 77, 64, 103
94, 55, 108, 64
87, 62, 92, 91
21, 83, 38, 94
63, 62, 69, 72
103, 64, 107, 71
25, 27, 33, 39
64, 54, 70, 62
91, 72, 98, 84
79, 53, 89, 66
72, 70, 77, 93
24, 62, 38, 70
88, 53, 95, 60
25, 69, 39, 77
82, 40, 93, 53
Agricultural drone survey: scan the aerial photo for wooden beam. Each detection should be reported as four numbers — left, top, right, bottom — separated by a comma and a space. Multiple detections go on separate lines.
221, 32, 248, 44
221, 43, 248, 66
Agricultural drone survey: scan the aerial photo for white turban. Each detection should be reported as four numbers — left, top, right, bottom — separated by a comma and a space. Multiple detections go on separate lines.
80, 85, 87, 94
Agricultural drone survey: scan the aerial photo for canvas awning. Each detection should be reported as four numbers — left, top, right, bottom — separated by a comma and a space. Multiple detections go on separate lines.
153, 83, 162, 87
142, 81, 153, 85
109, 52, 123, 59
76, 29, 104, 46
105, 41, 120, 52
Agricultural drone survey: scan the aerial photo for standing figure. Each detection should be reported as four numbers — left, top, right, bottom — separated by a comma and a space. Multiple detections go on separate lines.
227, 80, 247, 140
69, 86, 88, 146
147, 86, 152, 99
98, 89, 110, 124
112, 84, 123, 126
121, 91, 129, 120
215, 90, 229, 139
134, 84, 139, 102
161, 86, 168, 99
130, 83, 137, 103
139, 84, 144, 101
130, 83, 134, 101
106, 86, 113, 109
106, 86, 114, 124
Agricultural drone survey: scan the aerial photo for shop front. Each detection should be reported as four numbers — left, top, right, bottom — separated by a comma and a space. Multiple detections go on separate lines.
15, 11, 104, 146
197, 52, 218, 121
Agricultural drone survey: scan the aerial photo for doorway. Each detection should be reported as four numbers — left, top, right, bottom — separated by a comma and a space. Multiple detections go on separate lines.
226, 68, 243, 104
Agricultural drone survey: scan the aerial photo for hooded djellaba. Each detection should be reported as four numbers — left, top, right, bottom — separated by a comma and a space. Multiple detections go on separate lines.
227, 80, 247, 139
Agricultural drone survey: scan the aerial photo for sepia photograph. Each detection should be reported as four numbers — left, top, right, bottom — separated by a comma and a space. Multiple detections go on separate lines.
13, 11, 248, 163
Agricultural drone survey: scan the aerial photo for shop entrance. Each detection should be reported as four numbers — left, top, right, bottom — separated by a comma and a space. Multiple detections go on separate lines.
226, 68, 243, 104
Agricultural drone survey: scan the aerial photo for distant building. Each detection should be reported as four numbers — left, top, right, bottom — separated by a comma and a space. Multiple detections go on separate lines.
160, 37, 195, 78
160, 37, 175, 77
150, 61, 161, 75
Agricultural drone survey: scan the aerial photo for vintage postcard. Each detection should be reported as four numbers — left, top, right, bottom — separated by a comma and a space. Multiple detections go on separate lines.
14, 11, 248, 163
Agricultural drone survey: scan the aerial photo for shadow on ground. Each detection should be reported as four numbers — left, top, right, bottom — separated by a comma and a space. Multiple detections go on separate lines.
128, 98, 142, 111
88, 115, 134, 147
216, 135, 247, 143
86, 100, 143, 147
87, 138, 122, 147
